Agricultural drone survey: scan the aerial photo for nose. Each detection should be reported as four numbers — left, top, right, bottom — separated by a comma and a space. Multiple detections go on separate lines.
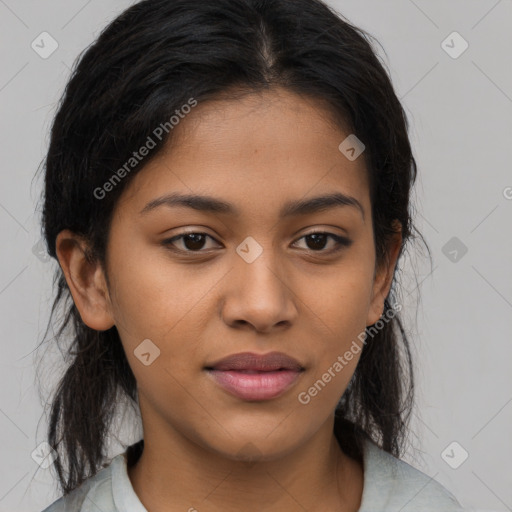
220, 247, 299, 334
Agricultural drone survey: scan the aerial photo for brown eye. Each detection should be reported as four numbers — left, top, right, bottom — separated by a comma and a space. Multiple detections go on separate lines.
162, 231, 352, 256
305, 233, 329, 250
293, 232, 352, 253
163, 232, 220, 253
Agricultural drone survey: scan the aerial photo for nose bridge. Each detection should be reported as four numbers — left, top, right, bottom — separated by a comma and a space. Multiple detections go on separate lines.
235, 234, 286, 298
221, 235, 298, 330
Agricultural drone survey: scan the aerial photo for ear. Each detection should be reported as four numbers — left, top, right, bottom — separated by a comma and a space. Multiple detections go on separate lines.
366, 220, 402, 326
55, 229, 115, 331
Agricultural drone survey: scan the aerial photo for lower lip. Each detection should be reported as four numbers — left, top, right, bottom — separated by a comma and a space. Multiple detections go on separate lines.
207, 369, 302, 401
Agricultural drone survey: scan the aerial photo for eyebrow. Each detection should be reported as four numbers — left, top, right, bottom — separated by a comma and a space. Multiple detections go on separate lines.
139, 191, 365, 221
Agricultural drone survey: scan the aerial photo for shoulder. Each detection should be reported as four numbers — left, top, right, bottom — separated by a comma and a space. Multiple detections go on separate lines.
40, 456, 121, 512
359, 438, 464, 511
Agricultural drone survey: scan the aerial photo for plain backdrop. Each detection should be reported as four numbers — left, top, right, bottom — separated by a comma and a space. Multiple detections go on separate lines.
0, 1, 511, 511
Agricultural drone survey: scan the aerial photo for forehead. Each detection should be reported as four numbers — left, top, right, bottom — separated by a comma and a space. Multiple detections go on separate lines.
118, 87, 370, 219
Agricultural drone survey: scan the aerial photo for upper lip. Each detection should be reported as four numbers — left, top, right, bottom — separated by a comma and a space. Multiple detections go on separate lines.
205, 351, 304, 372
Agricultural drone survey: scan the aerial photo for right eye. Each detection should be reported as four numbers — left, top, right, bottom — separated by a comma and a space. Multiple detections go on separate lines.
162, 232, 222, 253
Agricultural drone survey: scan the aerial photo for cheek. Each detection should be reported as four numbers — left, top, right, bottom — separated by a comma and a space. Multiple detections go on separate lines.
296, 285, 368, 416
297, 256, 373, 392
107, 245, 218, 346
303, 255, 374, 332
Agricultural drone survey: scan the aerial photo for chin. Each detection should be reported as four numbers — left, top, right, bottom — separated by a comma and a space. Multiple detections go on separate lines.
194, 425, 307, 464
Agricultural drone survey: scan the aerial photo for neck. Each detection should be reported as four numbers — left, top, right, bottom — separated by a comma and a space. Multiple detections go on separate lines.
127, 417, 363, 512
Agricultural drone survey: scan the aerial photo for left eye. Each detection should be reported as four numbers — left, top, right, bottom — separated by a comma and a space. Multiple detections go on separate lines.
292, 232, 352, 252
163, 232, 352, 254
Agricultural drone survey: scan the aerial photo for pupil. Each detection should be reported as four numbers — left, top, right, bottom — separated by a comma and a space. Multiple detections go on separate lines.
307, 234, 327, 250
184, 234, 206, 251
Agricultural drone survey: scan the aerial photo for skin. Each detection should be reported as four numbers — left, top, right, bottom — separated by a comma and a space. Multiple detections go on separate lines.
56, 87, 402, 512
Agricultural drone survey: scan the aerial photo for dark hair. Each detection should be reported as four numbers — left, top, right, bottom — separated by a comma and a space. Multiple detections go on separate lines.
37, 0, 428, 495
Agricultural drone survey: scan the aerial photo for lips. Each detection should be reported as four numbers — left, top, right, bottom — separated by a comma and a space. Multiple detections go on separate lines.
205, 351, 304, 401
206, 351, 303, 372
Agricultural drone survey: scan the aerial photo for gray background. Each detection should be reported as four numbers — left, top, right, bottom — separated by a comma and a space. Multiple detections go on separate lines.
0, 0, 511, 510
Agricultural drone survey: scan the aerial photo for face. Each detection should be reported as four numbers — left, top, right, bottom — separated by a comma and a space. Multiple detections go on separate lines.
58, 87, 400, 461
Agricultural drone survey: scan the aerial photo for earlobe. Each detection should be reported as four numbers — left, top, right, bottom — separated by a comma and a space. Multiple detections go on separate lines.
55, 229, 115, 331
366, 221, 402, 326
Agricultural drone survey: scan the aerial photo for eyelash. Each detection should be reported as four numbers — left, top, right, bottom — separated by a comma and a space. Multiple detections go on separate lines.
162, 231, 352, 256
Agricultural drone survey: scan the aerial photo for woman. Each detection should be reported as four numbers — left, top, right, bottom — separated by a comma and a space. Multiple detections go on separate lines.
38, 0, 463, 510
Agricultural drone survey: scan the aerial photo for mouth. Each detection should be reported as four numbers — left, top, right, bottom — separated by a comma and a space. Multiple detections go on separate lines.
204, 351, 305, 401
